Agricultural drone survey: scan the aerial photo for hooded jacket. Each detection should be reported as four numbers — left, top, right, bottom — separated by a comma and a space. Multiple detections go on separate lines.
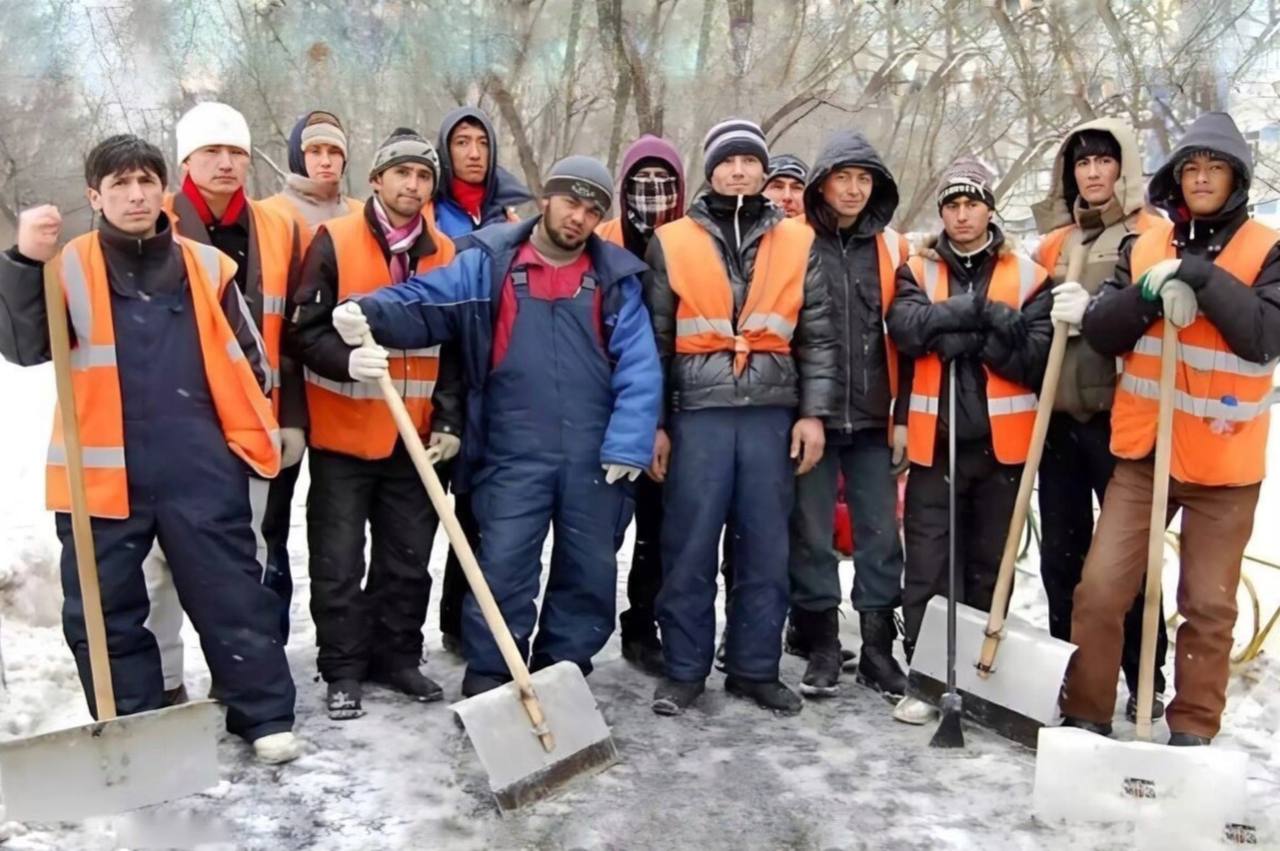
1083, 111, 1280, 370
610, 135, 686, 260
434, 107, 535, 242
887, 224, 1053, 447
643, 194, 840, 420
804, 129, 904, 434
352, 218, 661, 490
1032, 118, 1153, 420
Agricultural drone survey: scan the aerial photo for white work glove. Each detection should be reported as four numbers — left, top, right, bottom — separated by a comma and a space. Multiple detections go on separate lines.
890, 424, 909, 475
603, 464, 642, 484
332, 301, 370, 346
1138, 258, 1182, 300
1050, 281, 1089, 335
428, 432, 461, 462
280, 427, 306, 468
1160, 279, 1198, 329
348, 344, 389, 381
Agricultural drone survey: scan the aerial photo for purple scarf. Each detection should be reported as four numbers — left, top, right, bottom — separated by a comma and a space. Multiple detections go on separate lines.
372, 196, 424, 283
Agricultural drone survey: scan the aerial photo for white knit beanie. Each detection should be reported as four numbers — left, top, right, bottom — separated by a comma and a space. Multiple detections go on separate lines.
176, 102, 252, 164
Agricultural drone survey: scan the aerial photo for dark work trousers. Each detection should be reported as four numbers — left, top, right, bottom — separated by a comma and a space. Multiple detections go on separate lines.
1039, 412, 1167, 695
307, 441, 439, 682
438, 487, 480, 641
260, 459, 302, 640
789, 427, 904, 613
619, 475, 664, 644
461, 274, 633, 678
901, 437, 1019, 658
58, 281, 295, 741
658, 406, 795, 682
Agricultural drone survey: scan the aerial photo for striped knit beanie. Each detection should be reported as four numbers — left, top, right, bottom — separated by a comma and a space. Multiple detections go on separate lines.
766, 153, 809, 185
936, 155, 996, 210
703, 119, 769, 179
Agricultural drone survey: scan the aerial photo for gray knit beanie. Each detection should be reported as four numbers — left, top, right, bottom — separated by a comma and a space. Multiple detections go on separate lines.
370, 127, 440, 185
937, 155, 996, 210
543, 155, 614, 214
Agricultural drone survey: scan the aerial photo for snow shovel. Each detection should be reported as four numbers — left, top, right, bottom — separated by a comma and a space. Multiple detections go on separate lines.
907, 246, 1085, 749
366, 336, 618, 812
1034, 318, 1251, 826
0, 262, 220, 823
928, 361, 964, 749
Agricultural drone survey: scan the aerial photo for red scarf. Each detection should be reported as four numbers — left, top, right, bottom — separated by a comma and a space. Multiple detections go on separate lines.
182, 174, 247, 226
450, 177, 486, 221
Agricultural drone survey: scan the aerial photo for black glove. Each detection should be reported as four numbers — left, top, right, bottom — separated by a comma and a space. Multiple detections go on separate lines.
984, 301, 1028, 348
936, 291, 986, 332
932, 331, 986, 362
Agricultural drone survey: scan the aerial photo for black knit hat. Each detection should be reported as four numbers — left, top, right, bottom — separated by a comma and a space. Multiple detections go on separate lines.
936, 156, 996, 210
703, 119, 769, 179
766, 154, 809, 186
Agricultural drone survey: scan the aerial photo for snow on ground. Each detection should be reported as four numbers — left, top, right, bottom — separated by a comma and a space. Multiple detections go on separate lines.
0, 358, 1277, 849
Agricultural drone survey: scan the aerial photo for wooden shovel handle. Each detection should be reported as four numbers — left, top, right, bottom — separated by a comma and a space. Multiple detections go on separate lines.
1135, 318, 1178, 740
43, 261, 116, 720
364, 335, 555, 752
977, 245, 1085, 677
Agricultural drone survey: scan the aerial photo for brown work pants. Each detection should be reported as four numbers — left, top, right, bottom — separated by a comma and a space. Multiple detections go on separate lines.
1060, 459, 1257, 738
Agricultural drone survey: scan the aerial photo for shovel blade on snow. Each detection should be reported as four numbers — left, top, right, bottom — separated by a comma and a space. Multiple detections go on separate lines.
907, 597, 1075, 748
0, 700, 221, 823
1034, 727, 1249, 831
451, 661, 618, 812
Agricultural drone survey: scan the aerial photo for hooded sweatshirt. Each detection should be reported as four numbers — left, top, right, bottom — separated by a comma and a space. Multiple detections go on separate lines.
1083, 111, 1280, 371
261, 112, 362, 239
613, 135, 686, 259
804, 129, 903, 434
434, 107, 534, 241
1031, 117, 1151, 419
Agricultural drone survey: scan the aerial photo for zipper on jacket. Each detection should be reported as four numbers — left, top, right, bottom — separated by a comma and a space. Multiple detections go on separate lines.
841, 240, 854, 432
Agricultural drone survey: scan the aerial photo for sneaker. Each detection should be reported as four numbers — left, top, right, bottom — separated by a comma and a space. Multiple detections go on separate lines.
651, 678, 705, 716
724, 677, 803, 716
1060, 715, 1114, 737
370, 667, 444, 702
892, 695, 938, 725
621, 635, 665, 678
1168, 731, 1211, 747
1125, 692, 1166, 723
326, 679, 365, 720
784, 615, 856, 665
253, 731, 302, 764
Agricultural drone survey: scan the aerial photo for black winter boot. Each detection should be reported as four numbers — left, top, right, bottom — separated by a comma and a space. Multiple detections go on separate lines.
327, 679, 365, 720
1060, 716, 1113, 737
461, 669, 511, 698
1168, 731, 1211, 747
652, 678, 705, 716
785, 609, 857, 666
622, 634, 666, 677
792, 608, 841, 698
855, 610, 908, 700
370, 666, 445, 702
725, 677, 803, 716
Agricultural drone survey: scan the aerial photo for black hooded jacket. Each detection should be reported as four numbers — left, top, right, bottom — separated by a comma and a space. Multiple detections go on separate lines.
804, 129, 906, 435
643, 194, 839, 420
1082, 111, 1280, 367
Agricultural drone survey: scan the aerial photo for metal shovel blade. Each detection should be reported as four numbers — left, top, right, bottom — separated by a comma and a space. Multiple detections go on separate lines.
0, 699, 222, 823
907, 597, 1075, 747
1034, 727, 1249, 828
451, 661, 618, 812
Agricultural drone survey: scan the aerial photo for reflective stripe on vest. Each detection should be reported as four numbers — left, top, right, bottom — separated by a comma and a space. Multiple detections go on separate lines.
656, 216, 813, 377
305, 207, 455, 461
247, 200, 296, 414
904, 251, 1045, 467
880, 227, 909, 405
1112, 217, 1280, 485
47, 233, 281, 519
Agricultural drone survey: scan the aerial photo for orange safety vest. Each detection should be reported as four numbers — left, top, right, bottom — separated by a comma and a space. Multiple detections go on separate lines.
906, 252, 1044, 466
877, 227, 910, 400
1036, 209, 1164, 275
1112, 218, 1280, 486
46, 233, 281, 519
163, 194, 297, 419
259, 192, 363, 254
656, 216, 814, 376
305, 208, 457, 460
596, 217, 624, 247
